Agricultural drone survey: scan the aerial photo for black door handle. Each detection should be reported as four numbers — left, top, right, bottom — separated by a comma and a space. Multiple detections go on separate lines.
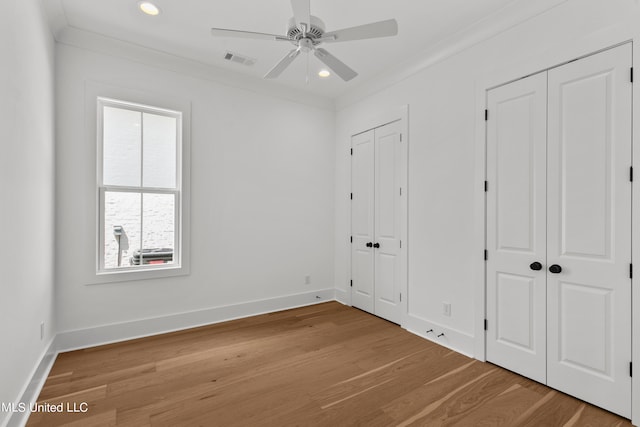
529, 262, 542, 271
373, 243, 380, 248
549, 264, 562, 274
366, 242, 373, 248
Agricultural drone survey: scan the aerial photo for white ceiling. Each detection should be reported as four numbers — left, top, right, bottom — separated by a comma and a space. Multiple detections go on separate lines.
44, 0, 554, 99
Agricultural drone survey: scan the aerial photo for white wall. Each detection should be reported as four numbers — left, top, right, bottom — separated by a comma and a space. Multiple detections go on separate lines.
8, 0, 640, 422
0, 0, 56, 425
54, 42, 335, 336
334, 0, 640, 355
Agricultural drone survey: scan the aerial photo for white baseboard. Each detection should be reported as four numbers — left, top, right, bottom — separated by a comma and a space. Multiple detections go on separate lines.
55, 288, 336, 353
6, 289, 335, 427
404, 313, 475, 358
334, 288, 350, 305
4, 339, 57, 427
7, 290, 481, 427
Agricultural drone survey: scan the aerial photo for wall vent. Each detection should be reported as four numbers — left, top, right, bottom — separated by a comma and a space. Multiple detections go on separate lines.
224, 51, 256, 67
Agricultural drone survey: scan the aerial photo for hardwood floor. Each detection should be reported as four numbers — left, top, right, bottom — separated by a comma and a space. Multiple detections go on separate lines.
28, 302, 631, 426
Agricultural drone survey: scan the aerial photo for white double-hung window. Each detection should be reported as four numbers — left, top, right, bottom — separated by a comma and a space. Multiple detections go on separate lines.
97, 97, 183, 274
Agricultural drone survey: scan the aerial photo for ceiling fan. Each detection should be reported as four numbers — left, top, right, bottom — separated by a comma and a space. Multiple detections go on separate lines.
211, 0, 398, 81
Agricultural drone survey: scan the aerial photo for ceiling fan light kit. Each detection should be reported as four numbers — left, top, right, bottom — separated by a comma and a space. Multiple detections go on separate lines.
210, 0, 398, 82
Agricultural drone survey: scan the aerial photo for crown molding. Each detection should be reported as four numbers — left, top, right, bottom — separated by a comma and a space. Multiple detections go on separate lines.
335, 0, 569, 110
43, 0, 570, 112
40, 0, 67, 39
54, 25, 335, 111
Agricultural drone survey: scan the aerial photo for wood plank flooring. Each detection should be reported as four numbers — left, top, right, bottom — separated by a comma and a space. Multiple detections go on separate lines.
28, 302, 631, 426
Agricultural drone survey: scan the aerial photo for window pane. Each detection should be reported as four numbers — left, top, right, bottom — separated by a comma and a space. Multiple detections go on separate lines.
143, 113, 177, 188
142, 193, 175, 265
104, 191, 141, 269
103, 106, 141, 186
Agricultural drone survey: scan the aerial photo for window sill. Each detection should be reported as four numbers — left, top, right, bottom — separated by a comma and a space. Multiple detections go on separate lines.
87, 263, 189, 285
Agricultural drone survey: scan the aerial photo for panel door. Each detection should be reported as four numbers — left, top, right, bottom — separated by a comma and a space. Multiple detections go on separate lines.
351, 130, 375, 313
486, 72, 548, 383
546, 44, 632, 417
374, 120, 403, 324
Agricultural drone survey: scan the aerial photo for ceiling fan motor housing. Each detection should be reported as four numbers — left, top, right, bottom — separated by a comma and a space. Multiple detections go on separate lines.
287, 16, 325, 44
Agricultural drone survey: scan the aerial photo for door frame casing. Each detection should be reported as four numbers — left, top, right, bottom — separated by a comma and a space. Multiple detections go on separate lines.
473, 32, 639, 424
348, 105, 409, 328
483, 45, 632, 417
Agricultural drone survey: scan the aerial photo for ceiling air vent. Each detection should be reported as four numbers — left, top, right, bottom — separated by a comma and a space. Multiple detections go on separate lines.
223, 51, 256, 67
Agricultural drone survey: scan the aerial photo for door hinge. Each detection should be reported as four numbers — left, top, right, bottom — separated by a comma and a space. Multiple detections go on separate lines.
350, 280, 353, 287
484, 250, 488, 261
631, 67, 634, 83
350, 193, 353, 200
350, 236, 353, 243
484, 109, 488, 121
400, 293, 402, 302
631, 166, 634, 182
630, 362, 633, 377
484, 319, 488, 331
400, 187, 402, 196
630, 263, 633, 279
400, 133, 403, 142
484, 181, 488, 192
350, 148, 353, 155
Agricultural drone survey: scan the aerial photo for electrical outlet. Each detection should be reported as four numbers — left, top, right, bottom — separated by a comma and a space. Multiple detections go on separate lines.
443, 303, 451, 317
305, 275, 311, 285
40, 322, 44, 340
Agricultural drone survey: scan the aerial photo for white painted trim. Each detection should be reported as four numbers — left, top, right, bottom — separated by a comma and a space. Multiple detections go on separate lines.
473, 15, 640, 424
55, 289, 335, 352
40, 0, 67, 39
472, 81, 487, 362
632, 34, 640, 427
405, 314, 475, 358
347, 106, 409, 139
83, 81, 192, 285
3, 339, 57, 427
96, 97, 183, 275
4, 291, 335, 427
55, 27, 334, 112
346, 106, 409, 328
335, 288, 350, 305
335, 0, 569, 110
474, 19, 639, 361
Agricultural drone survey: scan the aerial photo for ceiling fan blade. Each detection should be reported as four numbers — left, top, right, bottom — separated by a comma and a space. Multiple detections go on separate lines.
264, 48, 302, 79
313, 48, 358, 81
211, 28, 290, 41
290, 0, 311, 33
320, 19, 398, 43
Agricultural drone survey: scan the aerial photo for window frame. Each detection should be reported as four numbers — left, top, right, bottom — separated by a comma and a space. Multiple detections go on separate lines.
96, 96, 185, 278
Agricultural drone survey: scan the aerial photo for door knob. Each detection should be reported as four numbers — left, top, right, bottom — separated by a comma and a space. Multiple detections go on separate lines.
366, 242, 373, 247
373, 243, 380, 248
549, 264, 562, 274
529, 262, 543, 271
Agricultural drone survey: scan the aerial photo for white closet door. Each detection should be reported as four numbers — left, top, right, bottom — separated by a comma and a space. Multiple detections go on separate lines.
351, 130, 375, 313
546, 44, 632, 417
486, 72, 548, 383
374, 120, 403, 324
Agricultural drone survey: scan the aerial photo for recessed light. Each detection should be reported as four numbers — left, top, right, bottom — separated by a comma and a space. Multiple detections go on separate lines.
318, 69, 331, 78
139, 1, 160, 16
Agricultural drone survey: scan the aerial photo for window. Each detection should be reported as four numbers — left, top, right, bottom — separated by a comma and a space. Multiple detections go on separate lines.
97, 97, 182, 274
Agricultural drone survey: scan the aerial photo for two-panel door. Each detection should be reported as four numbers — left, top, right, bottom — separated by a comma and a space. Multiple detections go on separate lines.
351, 130, 375, 313
351, 120, 403, 324
486, 71, 548, 384
486, 43, 632, 417
546, 45, 632, 417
